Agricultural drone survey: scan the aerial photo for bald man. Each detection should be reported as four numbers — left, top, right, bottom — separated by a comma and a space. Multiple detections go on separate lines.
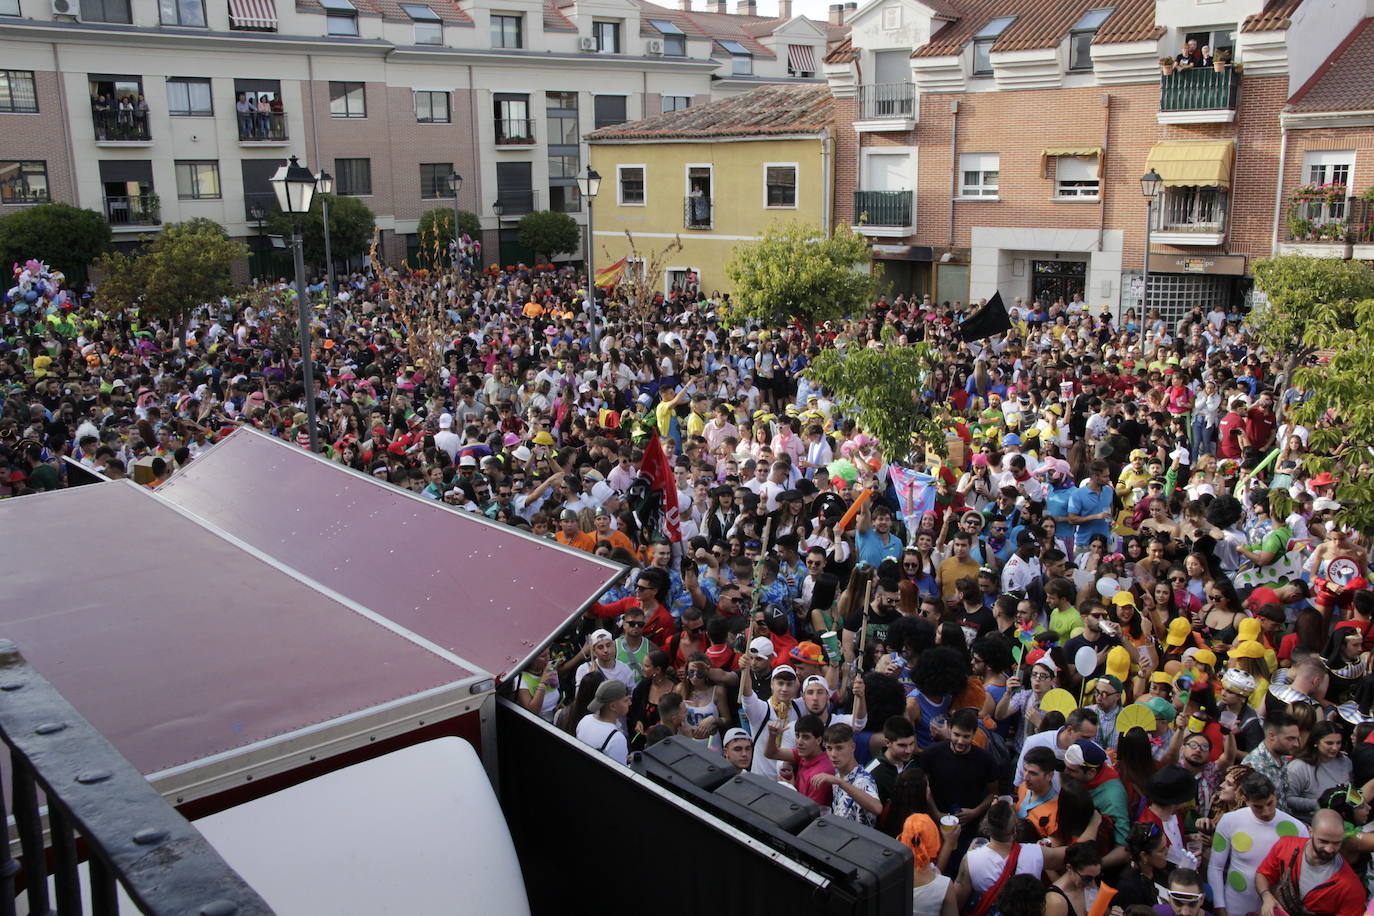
1255, 808, 1364, 916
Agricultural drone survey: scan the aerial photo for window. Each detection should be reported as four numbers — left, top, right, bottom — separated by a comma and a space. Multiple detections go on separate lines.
496, 160, 533, 213
420, 162, 454, 198
329, 81, 366, 118
547, 91, 580, 213
765, 165, 796, 207
0, 71, 38, 113
401, 4, 442, 44
618, 165, 645, 205
334, 158, 371, 195
414, 90, 449, 123
786, 44, 817, 77
593, 94, 626, 129
494, 93, 531, 144
174, 160, 220, 199
491, 13, 522, 48
158, 0, 205, 26
321, 0, 358, 35
720, 40, 752, 76
662, 95, 690, 113
0, 161, 48, 204
593, 20, 620, 53
1303, 150, 1354, 223
972, 15, 1015, 75
650, 19, 686, 56
78, 0, 130, 22
959, 152, 999, 197
166, 77, 212, 116
0, 0, 19, 15
1055, 155, 1100, 198
1069, 8, 1112, 70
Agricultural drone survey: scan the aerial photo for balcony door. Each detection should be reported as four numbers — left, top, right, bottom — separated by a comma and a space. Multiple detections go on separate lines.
863, 152, 911, 193
871, 50, 912, 116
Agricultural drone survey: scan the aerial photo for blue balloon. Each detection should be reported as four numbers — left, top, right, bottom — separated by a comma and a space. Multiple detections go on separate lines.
12, 303, 28, 315
24, 289, 37, 302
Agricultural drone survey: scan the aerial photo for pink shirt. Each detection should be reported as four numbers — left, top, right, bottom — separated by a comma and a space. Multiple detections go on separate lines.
794, 751, 837, 805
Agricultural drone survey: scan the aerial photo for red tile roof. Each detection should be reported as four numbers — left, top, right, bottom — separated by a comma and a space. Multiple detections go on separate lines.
1241, 0, 1302, 33
825, 35, 854, 64
294, 0, 471, 23
912, 0, 1159, 58
588, 82, 831, 140
1287, 17, 1374, 112
635, 0, 845, 57
543, 0, 577, 31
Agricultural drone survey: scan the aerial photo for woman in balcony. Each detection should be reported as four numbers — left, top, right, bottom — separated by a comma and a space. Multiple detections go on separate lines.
256, 95, 272, 139
236, 92, 254, 139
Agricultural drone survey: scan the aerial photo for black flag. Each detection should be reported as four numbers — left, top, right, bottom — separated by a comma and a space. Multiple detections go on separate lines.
958, 291, 1012, 342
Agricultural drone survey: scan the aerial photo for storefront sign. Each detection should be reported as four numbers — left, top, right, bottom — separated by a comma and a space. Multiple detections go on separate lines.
1147, 253, 1247, 276
871, 245, 934, 261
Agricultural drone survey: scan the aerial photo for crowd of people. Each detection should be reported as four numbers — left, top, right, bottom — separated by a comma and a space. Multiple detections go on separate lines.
1, 240, 1371, 916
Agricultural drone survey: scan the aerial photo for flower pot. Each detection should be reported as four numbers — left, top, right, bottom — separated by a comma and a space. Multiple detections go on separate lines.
1213, 61, 1226, 72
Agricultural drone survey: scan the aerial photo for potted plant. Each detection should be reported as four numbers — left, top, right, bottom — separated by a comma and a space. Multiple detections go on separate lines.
1160, 56, 1176, 75
1213, 49, 1231, 72
1287, 212, 1314, 240
1362, 186, 1374, 202
1319, 220, 1347, 241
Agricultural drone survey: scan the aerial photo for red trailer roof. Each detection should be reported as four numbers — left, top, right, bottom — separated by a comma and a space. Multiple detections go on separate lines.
155, 428, 625, 680
0, 482, 474, 778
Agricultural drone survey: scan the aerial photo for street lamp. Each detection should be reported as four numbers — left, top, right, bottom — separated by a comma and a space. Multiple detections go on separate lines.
447, 171, 463, 268
271, 155, 320, 453
315, 169, 334, 301
575, 166, 602, 350
1140, 168, 1163, 320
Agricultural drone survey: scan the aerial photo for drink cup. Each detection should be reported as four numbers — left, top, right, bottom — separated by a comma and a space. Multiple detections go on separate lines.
940, 815, 958, 833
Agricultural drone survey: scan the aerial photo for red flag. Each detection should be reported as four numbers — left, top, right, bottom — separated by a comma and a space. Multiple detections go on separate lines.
639, 431, 681, 543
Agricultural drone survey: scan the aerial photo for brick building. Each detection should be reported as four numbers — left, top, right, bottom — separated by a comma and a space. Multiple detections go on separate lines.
822, 0, 1365, 320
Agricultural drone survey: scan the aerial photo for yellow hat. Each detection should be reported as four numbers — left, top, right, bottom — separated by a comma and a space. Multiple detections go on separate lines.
1105, 645, 1131, 682
1236, 618, 1261, 644
1129, 448, 1148, 460
1229, 640, 1266, 659
1165, 617, 1191, 648
1150, 671, 1174, 685
1112, 591, 1137, 608
1193, 648, 1217, 667
533, 431, 555, 446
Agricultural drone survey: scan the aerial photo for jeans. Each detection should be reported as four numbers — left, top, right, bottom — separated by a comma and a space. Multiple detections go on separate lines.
1191, 416, 1216, 460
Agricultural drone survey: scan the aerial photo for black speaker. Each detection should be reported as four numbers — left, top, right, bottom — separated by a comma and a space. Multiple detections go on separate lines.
713, 772, 820, 834
796, 815, 914, 915
633, 735, 737, 791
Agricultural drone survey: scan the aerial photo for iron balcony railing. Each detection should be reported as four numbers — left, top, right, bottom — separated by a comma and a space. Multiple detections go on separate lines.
1160, 66, 1240, 112
494, 118, 535, 145
0, 640, 274, 915
496, 188, 538, 215
1283, 195, 1374, 244
92, 111, 151, 142
683, 195, 713, 230
1155, 187, 1227, 233
854, 189, 913, 227
237, 111, 288, 141
857, 82, 915, 121
105, 194, 160, 226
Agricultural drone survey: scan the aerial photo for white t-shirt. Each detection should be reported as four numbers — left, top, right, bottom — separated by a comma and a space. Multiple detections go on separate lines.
912, 872, 953, 916
575, 716, 628, 764
966, 842, 1046, 898
575, 659, 635, 691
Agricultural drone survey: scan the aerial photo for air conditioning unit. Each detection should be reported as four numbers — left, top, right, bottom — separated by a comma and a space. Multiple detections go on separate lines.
579, 36, 597, 51
647, 39, 663, 55
51, 0, 80, 18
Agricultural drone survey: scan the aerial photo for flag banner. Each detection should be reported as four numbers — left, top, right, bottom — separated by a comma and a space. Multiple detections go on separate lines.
639, 431, 681, 542
595, 258, 627, 289
887, 464, 935, 530
958, 290, 1012, 342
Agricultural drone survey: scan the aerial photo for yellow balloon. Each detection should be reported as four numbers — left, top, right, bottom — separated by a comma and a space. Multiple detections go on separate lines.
1106, 646, 1132, 682
1116, 703, 1158, 736
1039, 688, 1078, 718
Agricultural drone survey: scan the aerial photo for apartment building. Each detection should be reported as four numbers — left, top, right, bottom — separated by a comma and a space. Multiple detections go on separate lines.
588, 83, 831, 292
823, 0, 1364, 319
0, 0, 841, 271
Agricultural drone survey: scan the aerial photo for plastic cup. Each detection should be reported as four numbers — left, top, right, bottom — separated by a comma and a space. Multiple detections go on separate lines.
940, 815, 958, 833
1218, 710, 1237, 731
820, 631, 841, 664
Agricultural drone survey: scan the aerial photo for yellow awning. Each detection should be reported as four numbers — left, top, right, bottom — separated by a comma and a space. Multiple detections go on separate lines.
1042, 146, 1102, 159
1145, 140, 1235, 189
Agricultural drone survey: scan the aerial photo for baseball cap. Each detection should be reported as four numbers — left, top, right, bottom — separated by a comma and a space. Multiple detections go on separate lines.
772, 664, 798, 680
438, 413, 453, 428
588, 679, 628, 713
1064, 739, 1107, 768
1192, 648, 1217, 667
748, 636, 776, 658
1165, 617, 1192, 648
1244, 587, 1281, 612
801, 675, 829, 691
459, 455, 477, 467
1003, 433, 1021, 446
1150, 671, 1174, 686
589, 628, 614, 645
1112, 591, 1137, 607
1229, 640, 1266, 659
722, 728, 752, 746
1144, 696, 1176, 720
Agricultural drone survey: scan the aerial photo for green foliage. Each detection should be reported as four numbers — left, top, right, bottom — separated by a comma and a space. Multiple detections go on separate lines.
94, 220, 246, 348
0, 203, 112, 287
516, 210, 579, 263
804, 326, 944, 463
415, 208, 482, 267
267, 194, 375, 267
723, 224, 876, 331
1253, 255, 1374, 532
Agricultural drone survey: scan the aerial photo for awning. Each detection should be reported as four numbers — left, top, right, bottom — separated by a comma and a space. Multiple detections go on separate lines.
1145, 140, 1235, 189
229, 0, 277, 29
788, 44, 817, 73
1042, 146, 1102, 159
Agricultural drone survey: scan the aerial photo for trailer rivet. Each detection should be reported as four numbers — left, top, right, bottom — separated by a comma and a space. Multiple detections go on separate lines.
35, 722, 66, 735
132, 828, 168, 845
76, 770, 112, 784
199, 899, 239, 915
0, 682, 23, 691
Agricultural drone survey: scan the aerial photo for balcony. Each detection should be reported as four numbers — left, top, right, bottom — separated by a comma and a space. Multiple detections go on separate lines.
683, 195, 713, 230
1280, 194, 1374, 256
494, 118, 535, 146
495, 188, 538, 216
105, 194, 160, 228
853, 190, 913, 237
1151, 187, 1228, 246
237, 111, 289, 144
855, 82, 917, 132
1159, 66, 1239, 124
92, 113, 151, 144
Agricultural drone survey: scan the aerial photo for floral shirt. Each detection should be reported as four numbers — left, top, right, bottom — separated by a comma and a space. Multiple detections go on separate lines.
1243, 743, 1291, 810
833, 765, 879, 828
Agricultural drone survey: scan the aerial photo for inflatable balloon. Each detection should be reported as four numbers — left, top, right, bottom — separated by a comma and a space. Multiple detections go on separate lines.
5, 259, 73, 329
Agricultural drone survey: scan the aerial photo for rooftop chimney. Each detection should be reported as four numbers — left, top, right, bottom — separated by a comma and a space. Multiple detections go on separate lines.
778, 0, 792, 17
829, 2, 844, 25
738, 0, 756, 14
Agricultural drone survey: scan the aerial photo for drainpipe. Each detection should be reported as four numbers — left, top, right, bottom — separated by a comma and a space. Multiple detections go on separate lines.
1098, 93, 1110, 253
947, 99, 958, 249
821, 128, 833, 235
307, 54, 321, 166
52, 44, 79, 209
1271, 120, 1289, 253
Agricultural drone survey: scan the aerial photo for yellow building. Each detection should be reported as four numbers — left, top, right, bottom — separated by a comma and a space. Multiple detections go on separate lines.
587, 84, 832, 294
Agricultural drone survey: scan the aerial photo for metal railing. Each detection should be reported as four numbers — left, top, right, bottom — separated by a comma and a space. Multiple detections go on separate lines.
105, 195, 160, 226
1283, 195, 1374, 244
857, 82, 915, 121
1156, 188, 1227, 232
854, 189, 913, 227
237, 111, 288, 141
494, 118, 535, 145
1160, 66, 1240, 112
92, 112, 151, 142
683, 195, 713, 230
496, 188, 538, 215
0, 640, 274, 915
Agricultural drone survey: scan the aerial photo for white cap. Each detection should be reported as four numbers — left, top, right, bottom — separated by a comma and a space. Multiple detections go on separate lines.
438, 413, 453, 428
802, 675, 829, 691
589, 629, 614, 645
1313, 497, 1343, 512
722, 727, 752, 746
772, 664, 797, 679
459, 455, 477, 467
748, 636, 776, 658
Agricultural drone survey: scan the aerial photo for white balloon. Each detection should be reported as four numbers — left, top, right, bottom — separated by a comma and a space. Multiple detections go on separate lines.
1095, 576, 1119, 598
1074, 645, 1098, 678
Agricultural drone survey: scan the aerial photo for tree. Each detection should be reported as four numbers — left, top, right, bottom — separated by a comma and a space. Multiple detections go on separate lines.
94, 220, 246, 350
724, 223, 876, 333
804, 326, 945, 463
516, 210, 579, 264
267, 194, 374, 268
416, 207, 481, 266
1252, 255, 1374, 532
0, 203, 112, 287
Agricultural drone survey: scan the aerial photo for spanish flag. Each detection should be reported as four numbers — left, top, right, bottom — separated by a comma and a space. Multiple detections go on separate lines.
594, 258, 627, 289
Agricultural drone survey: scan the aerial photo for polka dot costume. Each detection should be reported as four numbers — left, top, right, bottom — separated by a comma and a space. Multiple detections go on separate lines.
1208, 806, 1309, 916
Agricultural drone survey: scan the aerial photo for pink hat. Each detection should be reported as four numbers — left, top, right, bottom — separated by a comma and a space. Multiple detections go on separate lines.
971, 453, 989, 467
503, 432, 521, 447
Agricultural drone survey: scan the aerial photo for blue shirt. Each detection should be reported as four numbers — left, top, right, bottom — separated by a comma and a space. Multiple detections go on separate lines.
1045, 484, 1079, 541
1067, 483, 1113, 546
856, 528, 904, 569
